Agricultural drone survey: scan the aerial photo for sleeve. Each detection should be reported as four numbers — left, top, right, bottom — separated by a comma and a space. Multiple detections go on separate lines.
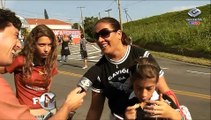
0, 77, 36, 120
82, 65, 103, 93
5, 56, 24, 73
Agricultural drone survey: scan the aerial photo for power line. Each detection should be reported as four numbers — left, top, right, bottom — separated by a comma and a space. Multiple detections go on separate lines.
123, 8, 132, 22
105, 9, 112, 17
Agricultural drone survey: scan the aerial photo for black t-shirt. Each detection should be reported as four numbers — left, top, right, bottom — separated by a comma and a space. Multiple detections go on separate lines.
82, 45, 164, 118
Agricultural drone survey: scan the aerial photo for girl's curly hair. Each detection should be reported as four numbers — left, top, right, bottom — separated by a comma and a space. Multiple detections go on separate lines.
20, 24, 57, 85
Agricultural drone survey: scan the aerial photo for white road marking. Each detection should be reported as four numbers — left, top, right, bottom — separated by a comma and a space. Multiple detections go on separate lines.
161, 67, 168, 70
186, 70, 210, 75
91, 44, 101, 51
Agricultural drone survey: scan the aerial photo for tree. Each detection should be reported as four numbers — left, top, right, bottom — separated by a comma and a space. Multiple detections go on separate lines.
44, 9, 49, 19
83, 16, 98, 40
72, 23, 80, 29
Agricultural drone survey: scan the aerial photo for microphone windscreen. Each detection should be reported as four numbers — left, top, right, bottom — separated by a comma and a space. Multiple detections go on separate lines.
77, 77, 93, 92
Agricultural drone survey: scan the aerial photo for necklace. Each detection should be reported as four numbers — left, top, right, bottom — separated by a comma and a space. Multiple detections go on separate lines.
39, 70, 46, 76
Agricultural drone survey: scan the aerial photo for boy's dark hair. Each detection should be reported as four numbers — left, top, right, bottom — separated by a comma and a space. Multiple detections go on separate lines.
131, 57, 160, 83
0, 9, 22, 30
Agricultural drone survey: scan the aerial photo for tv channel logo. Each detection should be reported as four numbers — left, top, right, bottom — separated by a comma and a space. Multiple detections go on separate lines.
188, 21, 201, 25
188, 8, 201, 18
40, 92, 56, 110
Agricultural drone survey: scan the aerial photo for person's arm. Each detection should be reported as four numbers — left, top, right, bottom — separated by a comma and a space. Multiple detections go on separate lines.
49, 87, 86, 120
86, 91, 105, 120
146, 54, 171, 94
0, 77, 36, 120
144, 101, 181, 120
156, 76, 177, 103
156, 76, 170, 93
144, 94, 181, 120
147, 53, 178, 104
3, 56, 24, 74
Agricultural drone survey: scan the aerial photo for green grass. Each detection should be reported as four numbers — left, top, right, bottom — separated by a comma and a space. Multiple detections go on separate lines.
124, 4, 211, 59
150, 51, 211, 67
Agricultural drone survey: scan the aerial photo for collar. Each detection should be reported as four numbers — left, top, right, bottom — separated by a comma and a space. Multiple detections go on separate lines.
105, 45, 131, 65
129, 90, 159, 100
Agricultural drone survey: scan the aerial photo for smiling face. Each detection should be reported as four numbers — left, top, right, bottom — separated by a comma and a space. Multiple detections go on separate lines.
35, 36, 52, 59
0, 24, 21, 65
94, 22, 122, 55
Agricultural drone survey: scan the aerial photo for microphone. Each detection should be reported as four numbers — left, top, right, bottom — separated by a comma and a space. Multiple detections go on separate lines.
77, 77, 93, 93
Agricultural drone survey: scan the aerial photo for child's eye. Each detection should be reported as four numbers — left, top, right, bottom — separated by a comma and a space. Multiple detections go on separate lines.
146, 86, 154, 91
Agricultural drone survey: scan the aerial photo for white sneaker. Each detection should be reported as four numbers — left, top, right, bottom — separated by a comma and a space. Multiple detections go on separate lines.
82, 66, 88, 69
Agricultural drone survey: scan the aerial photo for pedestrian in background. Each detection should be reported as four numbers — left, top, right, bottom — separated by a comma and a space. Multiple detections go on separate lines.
60, 34, 71, 62
69, 34, 73, 43
0, 8, 86, 120
80, 34, 88, 69
56, 33, 63, 45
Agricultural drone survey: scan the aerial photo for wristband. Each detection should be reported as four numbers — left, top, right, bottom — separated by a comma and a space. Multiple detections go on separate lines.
69, 111, 76, 115
67, 111, 76, 120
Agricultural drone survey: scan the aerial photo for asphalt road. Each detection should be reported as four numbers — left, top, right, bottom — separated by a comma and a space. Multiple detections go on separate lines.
3, 44, 211, 120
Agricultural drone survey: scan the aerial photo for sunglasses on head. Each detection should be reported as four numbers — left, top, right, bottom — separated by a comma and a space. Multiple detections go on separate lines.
93, 28, 117, 40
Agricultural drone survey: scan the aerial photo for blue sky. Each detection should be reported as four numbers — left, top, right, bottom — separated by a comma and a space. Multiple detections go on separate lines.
4, 0, 210, 23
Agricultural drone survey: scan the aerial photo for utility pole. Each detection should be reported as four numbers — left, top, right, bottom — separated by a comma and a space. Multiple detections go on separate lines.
77, 6, 85, 35
123, 8, 132, 22
67, 18, 72, 26
105, 9, 112, 17
0, 0, 5, 9
98, 12, 101, 19
117, 0, 123, 30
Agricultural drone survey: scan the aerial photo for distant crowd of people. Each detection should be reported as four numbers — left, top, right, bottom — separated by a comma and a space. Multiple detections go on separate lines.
0, 8, 191, 120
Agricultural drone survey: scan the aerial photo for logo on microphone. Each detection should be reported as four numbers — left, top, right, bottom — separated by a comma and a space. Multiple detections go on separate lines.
78, 77, 93, 91
80, 79, 91, 87
40, 92, 56, 110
